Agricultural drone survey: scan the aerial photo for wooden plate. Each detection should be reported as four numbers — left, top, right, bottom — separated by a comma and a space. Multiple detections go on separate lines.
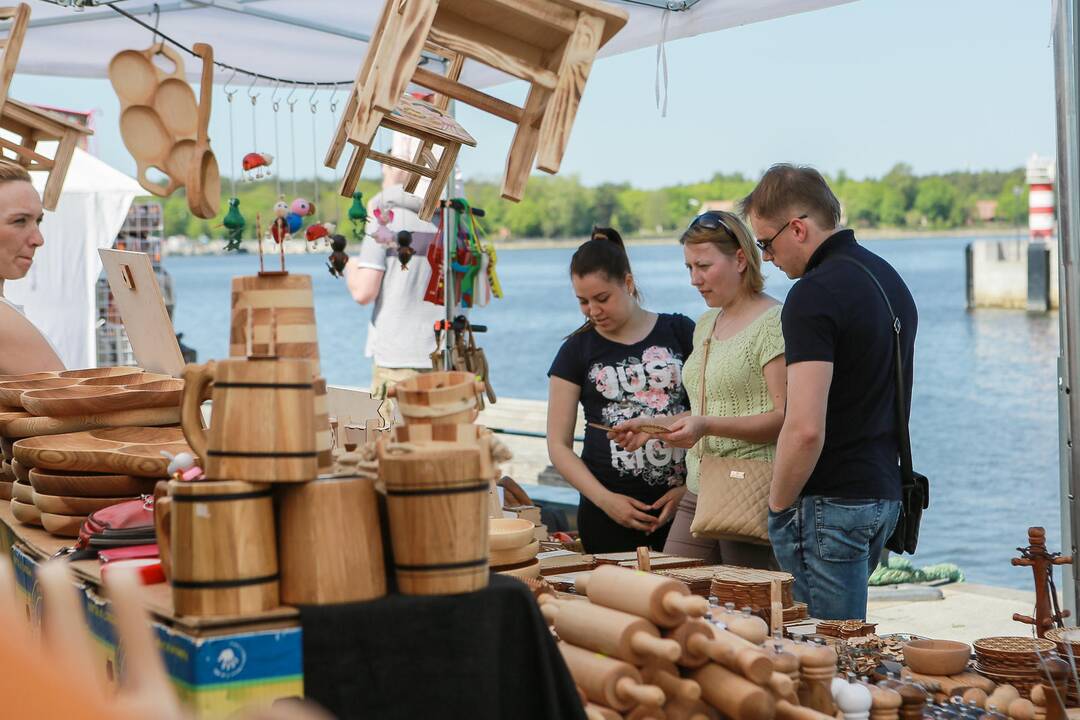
40, 512, 86, 538
80, 372, 172, 387
58, 367, 143, 380
28, 468, 158, 498
12, 479, 31, 504
490, 538, 540, 567
9, 459, 28, 484
1, 406, 181, 439
21, 379, 183, 417
489, 518, 535, 550
33, 491, 136, 515
0, 371, 58, 383
0, 377, 79, 408
10, 498, 41, 526
14, 427, 191, 478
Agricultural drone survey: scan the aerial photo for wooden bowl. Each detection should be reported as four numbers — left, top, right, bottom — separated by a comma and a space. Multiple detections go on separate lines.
0, 436, 12, 461
32, 491, 137, 516
904, 639, 971, 675
10, 498, 42, 526
490, 538, 540, 567
40, 512, 86, 538
28, 468, 158, 498
58, 367, 143, 380
489, 518, 535, 550
495, 558, 541, 580
0, 480, 12, 501
12, 479, 32, 504
9, 459, 28, 484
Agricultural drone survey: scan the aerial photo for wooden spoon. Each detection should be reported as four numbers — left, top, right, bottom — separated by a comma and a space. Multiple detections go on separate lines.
186, 42, 220, 219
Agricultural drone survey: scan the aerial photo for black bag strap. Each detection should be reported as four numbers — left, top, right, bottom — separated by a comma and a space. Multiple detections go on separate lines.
832, 254, 915, 490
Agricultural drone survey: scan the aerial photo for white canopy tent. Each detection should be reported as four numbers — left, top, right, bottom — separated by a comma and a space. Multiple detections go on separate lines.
4, 146, 141, 368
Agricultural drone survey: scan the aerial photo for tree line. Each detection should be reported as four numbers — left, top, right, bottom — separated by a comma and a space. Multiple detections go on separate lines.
158, 163, 1030, 241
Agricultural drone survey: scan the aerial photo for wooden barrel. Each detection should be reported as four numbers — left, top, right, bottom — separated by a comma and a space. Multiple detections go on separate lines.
230, 273, 320, 373
181, 358, 316, 483
158, 479, 279, 617
313, 377, 332, 472
386, 371, 484, 425
378, 441, 489, 595
277, 473, 386, 604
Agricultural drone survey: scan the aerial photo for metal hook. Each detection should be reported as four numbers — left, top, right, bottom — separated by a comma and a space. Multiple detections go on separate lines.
328, 84, 340, 113
247, 74, 260, 105
309, 85, 319, 113
271, 79, 283, 112
286, 81, 299, 111
223, 67, 238, 101
149, 3, 161, 46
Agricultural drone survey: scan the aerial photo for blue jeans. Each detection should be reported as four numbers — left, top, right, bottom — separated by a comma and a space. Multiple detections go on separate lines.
767, 496, 901, 621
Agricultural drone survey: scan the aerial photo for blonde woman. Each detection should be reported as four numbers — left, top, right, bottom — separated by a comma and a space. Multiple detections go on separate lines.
613, 211, 785, 567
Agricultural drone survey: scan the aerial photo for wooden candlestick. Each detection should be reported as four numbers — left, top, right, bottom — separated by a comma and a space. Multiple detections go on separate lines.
665, 619, 773, 683
540, 597, 681, 665
691, 663, 775, 720
642, 661, 701, 702
559, 642, 666, 712
794, 643, 838, 716
577, 565, 709, 628
1012, 526, 1072, 637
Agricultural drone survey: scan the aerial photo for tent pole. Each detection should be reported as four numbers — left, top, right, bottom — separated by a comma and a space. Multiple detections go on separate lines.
1053, 0, 1080, 618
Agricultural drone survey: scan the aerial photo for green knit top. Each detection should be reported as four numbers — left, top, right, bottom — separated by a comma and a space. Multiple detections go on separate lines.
683, 305, 785, 493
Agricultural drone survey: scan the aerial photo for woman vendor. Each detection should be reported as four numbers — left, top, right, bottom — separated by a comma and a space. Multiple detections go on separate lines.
547, 228, 695, 553
0, 162, 64, 375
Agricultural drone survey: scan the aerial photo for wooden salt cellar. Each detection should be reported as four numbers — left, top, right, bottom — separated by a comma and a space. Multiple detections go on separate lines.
867, 682, 903, 720
793, 642, 838, 715
577, 564, 709, 628
277, 473, 386, 605
539, 596, 681, 665
558, 641, 665, 712
691, 663, 774, 720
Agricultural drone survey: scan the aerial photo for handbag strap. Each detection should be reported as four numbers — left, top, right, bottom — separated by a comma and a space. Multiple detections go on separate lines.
694, 311, 720, 459
832, 254, 914, 489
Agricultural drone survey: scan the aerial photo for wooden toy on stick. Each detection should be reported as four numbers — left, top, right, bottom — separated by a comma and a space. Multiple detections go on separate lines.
559, 642, 665, 712
576, 565, 708, 628
539, 596, 681, 665
664, 619, 773, 683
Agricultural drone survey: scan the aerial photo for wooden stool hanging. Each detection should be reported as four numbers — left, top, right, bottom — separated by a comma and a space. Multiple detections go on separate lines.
0, 3, 91, 211
325, 0, 627, 203
337, 92, 475, 221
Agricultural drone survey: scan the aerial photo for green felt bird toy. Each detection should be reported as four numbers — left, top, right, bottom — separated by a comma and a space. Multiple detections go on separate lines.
348, 191, 368, 241
222, 197, 246, 251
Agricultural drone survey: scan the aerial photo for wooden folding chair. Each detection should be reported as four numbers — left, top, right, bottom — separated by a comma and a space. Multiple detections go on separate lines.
0, 4, 28, 118
326, 0, 627, 203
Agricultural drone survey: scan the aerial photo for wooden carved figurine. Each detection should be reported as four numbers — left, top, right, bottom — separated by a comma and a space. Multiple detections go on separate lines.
1012, 526, 1072, 636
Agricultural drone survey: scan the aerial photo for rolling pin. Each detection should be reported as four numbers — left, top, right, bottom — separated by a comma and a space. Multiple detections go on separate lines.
586, 704, 623, 720
665, 698, 718, 720
626, 705, 666, 720
986, 685, 1021, 713
718, 608, 770, 646
541, 596, 681, 664
577, 565, 708, 628
559, 642, 666, 712
1008, 698, 1036, 720
899, 668, 996, 695
770, 643, 801, 695
642, 661, 701, 702
691, 663, 775, 720
769, 670, 796, 702
665, 619, 773, 683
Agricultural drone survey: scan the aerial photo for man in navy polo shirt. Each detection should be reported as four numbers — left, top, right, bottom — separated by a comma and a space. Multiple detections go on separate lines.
741, 164, 917, 620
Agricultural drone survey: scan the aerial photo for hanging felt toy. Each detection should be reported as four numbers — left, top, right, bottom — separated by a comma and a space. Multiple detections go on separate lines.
270, 197, 291, 244
287, 197, 315, 234
222, 197, 246, 250
327, 234, 348, 278
395, 230, 415, 270
371, 207, 394, 246
242, 152, 273, 181
305, 221, 334, 246
348, 191, 368, 240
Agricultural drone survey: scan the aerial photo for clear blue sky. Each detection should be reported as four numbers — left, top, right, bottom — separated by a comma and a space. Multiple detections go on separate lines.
11, 0, 1054, 190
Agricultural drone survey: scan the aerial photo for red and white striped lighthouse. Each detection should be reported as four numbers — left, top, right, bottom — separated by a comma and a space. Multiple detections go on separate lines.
1027, 153, 1055, 242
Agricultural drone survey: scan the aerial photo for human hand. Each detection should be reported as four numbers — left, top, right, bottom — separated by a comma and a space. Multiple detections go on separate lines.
649, 485, 687, 529
662, 416, 709, 449
610, 416, 673, 453
599, 491, 660, 532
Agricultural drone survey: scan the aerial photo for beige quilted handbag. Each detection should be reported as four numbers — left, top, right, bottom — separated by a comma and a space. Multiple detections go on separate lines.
687, 313, 772, 545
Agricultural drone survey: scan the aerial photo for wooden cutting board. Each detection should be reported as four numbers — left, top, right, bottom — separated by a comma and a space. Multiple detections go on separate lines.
13, 427, 191, 478
21, 379, 182, 417
0, 406, 180, 439
28, 468, 157, 498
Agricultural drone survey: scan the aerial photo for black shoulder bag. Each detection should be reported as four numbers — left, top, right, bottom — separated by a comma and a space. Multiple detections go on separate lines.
835, 255, 929, 554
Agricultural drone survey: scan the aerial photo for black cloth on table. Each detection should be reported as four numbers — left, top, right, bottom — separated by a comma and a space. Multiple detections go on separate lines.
300, 574, 587, 720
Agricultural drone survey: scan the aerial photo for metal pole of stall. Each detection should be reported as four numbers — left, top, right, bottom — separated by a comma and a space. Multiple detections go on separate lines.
1053, 0, 1080, 618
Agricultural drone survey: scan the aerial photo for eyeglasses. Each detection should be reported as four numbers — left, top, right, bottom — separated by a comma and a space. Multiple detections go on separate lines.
755, 214, 808, 255
688, 211, 739, 244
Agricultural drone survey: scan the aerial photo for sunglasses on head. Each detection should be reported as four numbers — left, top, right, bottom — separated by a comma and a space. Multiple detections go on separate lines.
688, 211, 739, 244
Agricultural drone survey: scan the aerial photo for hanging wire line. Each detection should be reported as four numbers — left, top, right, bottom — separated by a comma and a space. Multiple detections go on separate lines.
328, 86, 341, 225
287, 83, 299, 197
109, 3, 354, 87
310, 87, 320, 222
248, 74, 260, 155
271, 80, 283, 197
224, 71, 238, 197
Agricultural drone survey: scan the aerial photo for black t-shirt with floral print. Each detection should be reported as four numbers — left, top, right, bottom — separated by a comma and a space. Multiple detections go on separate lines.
548, 313, 695, 499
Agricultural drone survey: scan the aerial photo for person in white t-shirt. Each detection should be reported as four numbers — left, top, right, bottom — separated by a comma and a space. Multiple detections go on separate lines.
344, 185, 442, 423
0, 161, 64, 375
